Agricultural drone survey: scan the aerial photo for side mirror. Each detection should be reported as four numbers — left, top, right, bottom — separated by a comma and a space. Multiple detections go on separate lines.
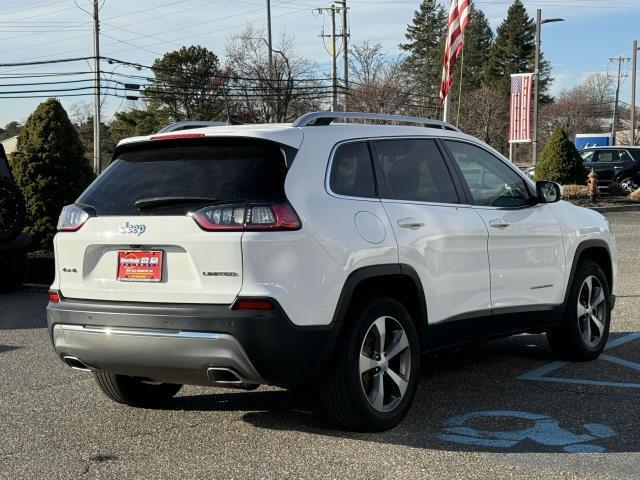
536, 181, 562, 203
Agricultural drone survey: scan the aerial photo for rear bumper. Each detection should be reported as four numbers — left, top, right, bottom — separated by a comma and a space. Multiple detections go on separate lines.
47, 297, 337, 386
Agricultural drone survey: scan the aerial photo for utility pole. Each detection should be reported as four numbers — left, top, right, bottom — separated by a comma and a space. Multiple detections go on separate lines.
266, 0, 273, 75
609, 55, 630, 146
318, 5, 339, 111
92, 0, 101, 174
340, 0, 349, 111
631, 40, 638, 146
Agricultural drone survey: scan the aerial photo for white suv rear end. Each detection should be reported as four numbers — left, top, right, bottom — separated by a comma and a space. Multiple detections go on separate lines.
47, 112, 617, 432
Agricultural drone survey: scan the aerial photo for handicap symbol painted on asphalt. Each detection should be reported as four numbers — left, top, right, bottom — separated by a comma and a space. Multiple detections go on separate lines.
439, 410, 616, 453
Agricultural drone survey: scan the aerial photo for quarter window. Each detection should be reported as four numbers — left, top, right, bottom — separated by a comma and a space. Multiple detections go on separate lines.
329, 142, 376, 198
372, 139, 458, 203
445, 141, 531, 208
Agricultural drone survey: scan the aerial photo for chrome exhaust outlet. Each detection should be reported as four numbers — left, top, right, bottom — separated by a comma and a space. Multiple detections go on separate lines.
62, 355, 92, 372
207, 367, 259, 390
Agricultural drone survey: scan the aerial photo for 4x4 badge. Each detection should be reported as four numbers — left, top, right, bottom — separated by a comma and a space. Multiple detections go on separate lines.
119, 222, 146, 236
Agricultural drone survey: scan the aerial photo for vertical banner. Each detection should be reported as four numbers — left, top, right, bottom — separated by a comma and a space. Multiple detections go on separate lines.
509, 73, 534, 143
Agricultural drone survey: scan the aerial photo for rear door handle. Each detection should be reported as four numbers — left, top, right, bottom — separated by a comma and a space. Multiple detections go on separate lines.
397, 218, 425, 230
489, 219, 510, 228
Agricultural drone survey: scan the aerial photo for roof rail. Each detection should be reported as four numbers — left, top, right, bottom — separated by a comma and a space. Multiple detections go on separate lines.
157, 120, 227, 134
292, 112, 460, 131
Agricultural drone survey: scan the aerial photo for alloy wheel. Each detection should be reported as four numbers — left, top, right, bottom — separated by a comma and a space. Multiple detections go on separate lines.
621, 179, 639, 193
577, 275, 607, 347
359, 316, 411, 413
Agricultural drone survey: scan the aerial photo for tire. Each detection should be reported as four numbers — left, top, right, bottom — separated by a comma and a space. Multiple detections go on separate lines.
320, 297, 420, 432
0, 179, 26, 243
619, 177, 640, 193
94, 371, 182, 407
0, 249, 26, 293
547, 259, 611, 361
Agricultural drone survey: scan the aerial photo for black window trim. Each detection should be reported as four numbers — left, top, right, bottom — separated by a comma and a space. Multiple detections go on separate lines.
324, 138, 381, 202
369, 137, 465, 206
324, 135, 466, 206
439, 138, 539, 210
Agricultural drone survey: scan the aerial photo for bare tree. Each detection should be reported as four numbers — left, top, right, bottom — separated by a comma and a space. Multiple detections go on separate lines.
539, 74, 614, 143
457, 87, 508, 147
348, 42, 414, 115
225, 26, 324, 123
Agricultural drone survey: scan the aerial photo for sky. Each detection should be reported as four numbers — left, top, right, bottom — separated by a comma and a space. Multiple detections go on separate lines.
0, 0, 639, 127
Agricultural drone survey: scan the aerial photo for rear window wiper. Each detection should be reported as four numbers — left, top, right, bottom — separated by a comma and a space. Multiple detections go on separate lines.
134, 196, 218, 210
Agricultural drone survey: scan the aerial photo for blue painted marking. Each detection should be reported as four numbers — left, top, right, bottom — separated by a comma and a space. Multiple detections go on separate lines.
563, 444, 606, 453
438, 410, 616, 452
518, 333, 640, 388
599, 354, 640, 371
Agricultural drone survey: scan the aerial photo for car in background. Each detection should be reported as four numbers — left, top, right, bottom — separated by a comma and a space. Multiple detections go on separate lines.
579, 146, 640, 192
0, 144, 29, 292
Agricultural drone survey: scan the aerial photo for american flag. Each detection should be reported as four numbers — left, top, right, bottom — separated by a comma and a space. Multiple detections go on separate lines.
439, 0, 470, 106
509, 73, 534, 142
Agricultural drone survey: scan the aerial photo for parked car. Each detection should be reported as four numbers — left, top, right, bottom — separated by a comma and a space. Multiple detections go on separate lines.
0, 144, 29, 292
579, 146, 640, 192
47, 112, 617, 432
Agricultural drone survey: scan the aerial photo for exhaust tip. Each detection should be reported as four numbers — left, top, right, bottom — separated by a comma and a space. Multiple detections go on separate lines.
206, 367, 260, 390
207, 367, 243, 384
62, 355, 92, 372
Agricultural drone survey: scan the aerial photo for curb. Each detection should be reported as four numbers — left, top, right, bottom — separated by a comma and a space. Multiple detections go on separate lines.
589, 204, 640, 213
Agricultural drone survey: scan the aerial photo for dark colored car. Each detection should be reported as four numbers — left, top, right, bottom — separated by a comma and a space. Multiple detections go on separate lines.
579, 146, 640, 192
0, 144, 29, 292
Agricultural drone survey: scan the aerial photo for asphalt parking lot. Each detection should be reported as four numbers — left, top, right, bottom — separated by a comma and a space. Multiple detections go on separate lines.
1, 211, 639, 480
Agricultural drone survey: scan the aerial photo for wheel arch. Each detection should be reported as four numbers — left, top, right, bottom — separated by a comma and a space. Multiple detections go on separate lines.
563, 239, 613, 307
329, 264, 429, 352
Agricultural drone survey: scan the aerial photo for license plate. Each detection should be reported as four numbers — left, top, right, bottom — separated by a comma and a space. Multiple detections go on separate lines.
117, 250, 163, 282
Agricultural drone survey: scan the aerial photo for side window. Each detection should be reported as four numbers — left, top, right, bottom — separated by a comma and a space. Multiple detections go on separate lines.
329, 142, 376, 198
618, 150, 633, 163
445, 141, 531, 208
580, 150, 595, 164
372, 139, 458, 203
595, 150, 618, 163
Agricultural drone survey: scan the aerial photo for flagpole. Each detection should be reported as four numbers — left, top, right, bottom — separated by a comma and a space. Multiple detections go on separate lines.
443, 94, 451, 122
455, 44, 465, 127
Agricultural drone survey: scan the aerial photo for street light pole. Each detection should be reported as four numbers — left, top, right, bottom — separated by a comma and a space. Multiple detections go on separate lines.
532, 10, 564, 165
631, 40, 638, 146
532, 9, 541, 166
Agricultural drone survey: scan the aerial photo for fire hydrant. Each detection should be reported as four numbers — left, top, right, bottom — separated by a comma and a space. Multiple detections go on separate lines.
587, 168, 598, 202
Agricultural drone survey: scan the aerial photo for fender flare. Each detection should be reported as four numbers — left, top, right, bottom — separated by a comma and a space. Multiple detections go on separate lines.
562, 239, 613, 307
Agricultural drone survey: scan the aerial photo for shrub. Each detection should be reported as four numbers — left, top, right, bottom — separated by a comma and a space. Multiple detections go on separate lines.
534, 128, 586, 184
607, 181, 626, 196
561, 184, 590, 200
630, 188, 640, 202
10, 98, 94, 250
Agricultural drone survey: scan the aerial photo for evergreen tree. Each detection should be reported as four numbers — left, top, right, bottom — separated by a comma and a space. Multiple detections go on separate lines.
535, 127, 586, 184
482, 0, 552, 100
450, 1, 494, 106
10, 98, 94, 250
399, 0, 447, 102
146, 45, 228, 121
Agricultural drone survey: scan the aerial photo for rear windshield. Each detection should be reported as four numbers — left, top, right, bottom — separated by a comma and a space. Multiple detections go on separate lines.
78, 139, 290, 216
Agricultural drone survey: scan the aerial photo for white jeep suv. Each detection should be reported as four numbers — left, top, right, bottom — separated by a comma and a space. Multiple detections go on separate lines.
47, 112, 617, 431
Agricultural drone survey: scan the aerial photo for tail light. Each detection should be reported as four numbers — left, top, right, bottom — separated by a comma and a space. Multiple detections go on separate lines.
192, 202, 301, 232
57, 204, 93, 232
232, 298, 274, 311
48, 290, 60, 303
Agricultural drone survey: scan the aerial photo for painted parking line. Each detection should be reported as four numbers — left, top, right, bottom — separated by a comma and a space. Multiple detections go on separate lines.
519, 332, 640, 388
